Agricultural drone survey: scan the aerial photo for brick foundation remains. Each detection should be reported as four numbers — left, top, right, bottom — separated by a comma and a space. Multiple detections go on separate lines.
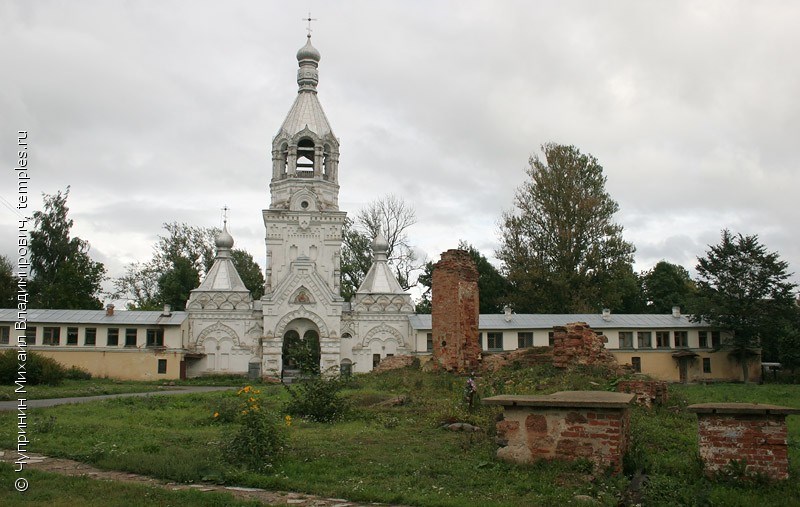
431, 249, 480, 373
552, 322, 618, 370
616, 379, 669, 408
484, 391, 634, 474
688, 403, 800, 481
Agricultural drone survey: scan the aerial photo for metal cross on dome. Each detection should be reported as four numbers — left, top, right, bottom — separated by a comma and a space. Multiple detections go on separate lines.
221, 205, 229, 225
303, 12, 317, 37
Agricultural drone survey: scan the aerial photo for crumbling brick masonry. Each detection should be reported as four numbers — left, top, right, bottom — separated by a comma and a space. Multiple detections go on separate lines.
617, 379, 669, 408
432, 249, 480, 373
552, 322, 618, 370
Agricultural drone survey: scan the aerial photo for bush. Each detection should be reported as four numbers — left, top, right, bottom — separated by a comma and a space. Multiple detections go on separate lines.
222, 386, 286, 472
284, 374, 350, 423
0, 349, 68, 386
65, 365, 92, 380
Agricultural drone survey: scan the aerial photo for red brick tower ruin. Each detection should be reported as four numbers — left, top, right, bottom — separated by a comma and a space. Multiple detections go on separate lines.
432, 249, 481, 372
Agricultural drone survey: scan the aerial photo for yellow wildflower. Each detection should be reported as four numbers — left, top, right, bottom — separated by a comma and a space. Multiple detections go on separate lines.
213, 412, 219, 418
284, 415, 293, 427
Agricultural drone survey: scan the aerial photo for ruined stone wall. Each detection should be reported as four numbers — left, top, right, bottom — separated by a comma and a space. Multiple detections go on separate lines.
616, 380, 669, 408
431, 249, 480, 373
696, 413, 790, 480
495, 406, 630, 473
552, 322, 618, 370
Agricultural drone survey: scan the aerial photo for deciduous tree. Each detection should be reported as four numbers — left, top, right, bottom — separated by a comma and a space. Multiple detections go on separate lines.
497, 143, 636, 313
641, 261, 697, 314
693, 230, 797, 382
29, 188, 106, 309
0, 256, 17, 308
416, 241, 509, 314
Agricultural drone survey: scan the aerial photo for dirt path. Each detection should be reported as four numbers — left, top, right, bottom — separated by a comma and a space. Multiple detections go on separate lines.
0, 451, 405, 507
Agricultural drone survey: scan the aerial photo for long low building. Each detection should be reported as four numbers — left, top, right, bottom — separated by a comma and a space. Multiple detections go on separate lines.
408, 308, 759, 383
1, 304, 757, 382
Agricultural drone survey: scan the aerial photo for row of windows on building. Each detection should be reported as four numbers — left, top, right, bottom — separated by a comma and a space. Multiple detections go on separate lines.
424, 330, 722, 352
0, 326, 165, 348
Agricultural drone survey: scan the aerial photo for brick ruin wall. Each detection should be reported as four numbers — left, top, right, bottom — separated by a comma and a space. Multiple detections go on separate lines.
616, 380, 669, 408
552, 322, 619, 370
697, 413, 791, 480
431, 249, 480, 373
495, 406, 631, 474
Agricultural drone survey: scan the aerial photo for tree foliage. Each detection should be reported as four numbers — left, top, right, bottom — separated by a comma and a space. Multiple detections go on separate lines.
693, 230, 797, 382
416, 241, 510, 314
641, 261, 697, 314
340, 194, 422, 300
497, 143, 636, 313
29, 188, 106, 309
114, 222, 263, 309
0, 256, 17, 308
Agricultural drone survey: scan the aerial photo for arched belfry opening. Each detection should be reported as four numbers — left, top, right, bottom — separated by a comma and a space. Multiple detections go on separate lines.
296, 138, 315, 177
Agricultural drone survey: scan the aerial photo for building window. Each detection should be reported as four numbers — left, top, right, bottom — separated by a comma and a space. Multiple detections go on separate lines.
487, 332, 503, 351
631, 356, 641, 373
146, 329, 164, 347
518, 332, 533, 348
656, 331, 670, 348
43, 327, 61, 346
699, 331, 708, 348
637, 331, 652, 349
477, 332, 483, 350
157, 359, 167, 374
711, 331, 721, 348
619, 332, 633, 349
84, 328, 96, 346
674, 331, 688, 348
0, 326, 9, 345
426, 332, 433, 352
125, 328, 137, 347
548, 331, 555, 346
66, 327, 79, 346
107, 328, 119, 346
25, 327, 36, 345
372, 354, 381, 368
702, 357, 711, 373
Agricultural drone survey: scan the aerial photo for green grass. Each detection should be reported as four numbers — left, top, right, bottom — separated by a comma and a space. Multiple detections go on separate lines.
1, 369, 800, 506
0, 379, 167, 401
0, 464, 263, 506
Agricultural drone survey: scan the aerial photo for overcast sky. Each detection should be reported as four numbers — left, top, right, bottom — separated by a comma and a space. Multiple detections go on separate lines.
2, 1, 799, 301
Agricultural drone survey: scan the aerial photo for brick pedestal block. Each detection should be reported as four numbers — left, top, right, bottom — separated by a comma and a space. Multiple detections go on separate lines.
688, 403, 800, 481
484, 391, 635, 474
431, 249, 480, 373
617, 380, 668, 408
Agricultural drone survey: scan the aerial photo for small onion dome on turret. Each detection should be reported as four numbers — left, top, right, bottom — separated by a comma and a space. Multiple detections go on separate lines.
215, 222, 234, 250
296, 36, 321, 62
371, 232, 389, 260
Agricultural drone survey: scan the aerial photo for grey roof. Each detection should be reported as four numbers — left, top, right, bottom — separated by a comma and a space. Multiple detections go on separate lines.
0, 309, 187, 326
194, 224, 249, 293
279, 91, 334, 140
356, 233, 405, 295
408, 313, 710, 331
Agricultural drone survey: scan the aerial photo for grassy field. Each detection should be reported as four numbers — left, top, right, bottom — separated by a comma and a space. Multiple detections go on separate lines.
1, 367, 799, 506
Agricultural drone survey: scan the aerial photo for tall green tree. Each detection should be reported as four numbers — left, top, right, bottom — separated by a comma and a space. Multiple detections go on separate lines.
29, 188, 106, 309
157, 256, 200, 311
416, 241, 510, 314
340, 217, 373, 302
641, 261, 697, 314
230, 249, 265, 300
497, 143, 636, 313
693, 230, 797, 382
114, 222, 264, 308
0, 256, 17, 308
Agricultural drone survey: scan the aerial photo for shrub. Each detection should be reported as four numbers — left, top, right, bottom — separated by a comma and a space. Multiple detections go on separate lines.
65, 365, 92, 380
0, 349, 68, 386
222, 386, 286, 472
284, 374, 349, 423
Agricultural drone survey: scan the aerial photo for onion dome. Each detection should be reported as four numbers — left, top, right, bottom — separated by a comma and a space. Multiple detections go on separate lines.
215, 222, 234, 250
296, 36, 321, 62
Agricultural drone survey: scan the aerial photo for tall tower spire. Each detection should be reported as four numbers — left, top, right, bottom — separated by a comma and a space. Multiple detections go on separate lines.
270, 34, 340, 212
